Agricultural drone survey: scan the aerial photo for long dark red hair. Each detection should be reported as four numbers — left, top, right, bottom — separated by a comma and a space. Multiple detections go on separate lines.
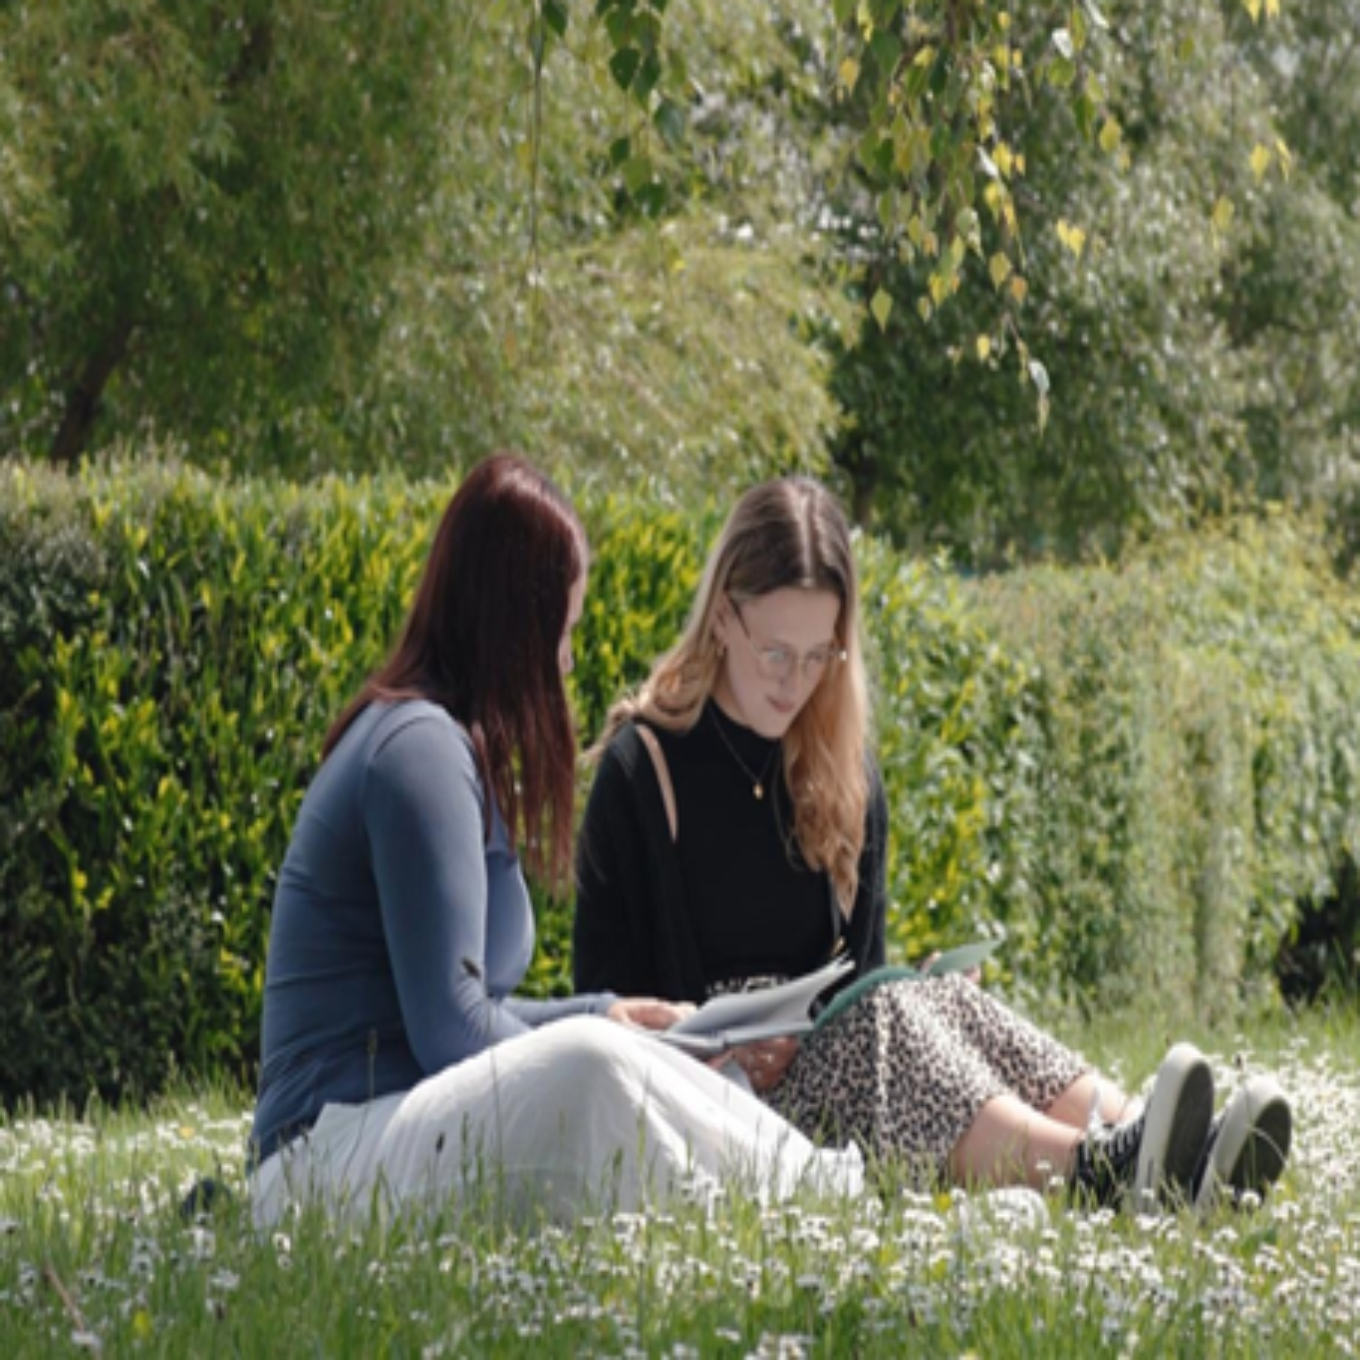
323, 453, 587, 886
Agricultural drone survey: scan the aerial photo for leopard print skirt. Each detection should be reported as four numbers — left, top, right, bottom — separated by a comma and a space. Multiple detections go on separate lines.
769, 974, 1088, 1181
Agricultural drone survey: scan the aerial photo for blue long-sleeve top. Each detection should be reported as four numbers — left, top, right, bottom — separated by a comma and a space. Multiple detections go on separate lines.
252, 700, 615, 1162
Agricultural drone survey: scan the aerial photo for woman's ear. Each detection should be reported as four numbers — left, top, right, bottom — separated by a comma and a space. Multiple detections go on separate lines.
711, 596, 734, 652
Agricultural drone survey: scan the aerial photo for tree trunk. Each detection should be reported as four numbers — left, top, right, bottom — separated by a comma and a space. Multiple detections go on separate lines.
50, 319, 134, 468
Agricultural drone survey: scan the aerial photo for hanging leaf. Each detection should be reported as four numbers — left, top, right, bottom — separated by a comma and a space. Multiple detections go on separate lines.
1047, 57, 1077, 89
653, 100, 685, 149
1056, 219, 1086, 258
542, 0, 569, 40
621, 154, 654, 195
839, 56, 861, 93
1098, 118, 1122, 154
976, 334, 992, 361
609, 47, 641, 92
871, 288, 894, 331
1212, 195, 1235, 233
989, 252, 1012, 289
1250, 143, 1272, 182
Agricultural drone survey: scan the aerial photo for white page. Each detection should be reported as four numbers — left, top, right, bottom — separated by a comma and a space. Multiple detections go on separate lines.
666, 955, 854, 1040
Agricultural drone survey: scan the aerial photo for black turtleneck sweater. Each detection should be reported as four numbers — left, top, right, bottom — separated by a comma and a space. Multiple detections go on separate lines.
573, 705, 888, 1004
655, 702, 834, 987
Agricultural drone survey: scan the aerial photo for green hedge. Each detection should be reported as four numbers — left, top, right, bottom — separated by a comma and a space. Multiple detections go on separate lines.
4, 460, 1359, 1107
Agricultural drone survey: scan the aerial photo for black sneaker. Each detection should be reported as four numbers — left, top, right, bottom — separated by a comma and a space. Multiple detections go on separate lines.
1073, 1042, 1215, 1211
1133, 1042, 1216, 1210
1072, 1104, 1147, 1207
1192, 1075, 1292, 1215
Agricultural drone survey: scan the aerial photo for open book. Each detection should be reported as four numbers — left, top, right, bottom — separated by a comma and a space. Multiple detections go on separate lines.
657, 940, 999, 1057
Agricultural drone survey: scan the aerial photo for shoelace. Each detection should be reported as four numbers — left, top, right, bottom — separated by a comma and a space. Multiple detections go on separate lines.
1098, 1109, 1145, 1163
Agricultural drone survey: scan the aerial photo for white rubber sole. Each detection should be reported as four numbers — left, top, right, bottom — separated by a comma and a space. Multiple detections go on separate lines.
1195, 1074, 1292, 1213
1133, 1042, 1215, 1211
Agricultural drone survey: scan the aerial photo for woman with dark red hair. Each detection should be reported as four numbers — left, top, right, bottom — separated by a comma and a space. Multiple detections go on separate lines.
250, 454, 864, 1227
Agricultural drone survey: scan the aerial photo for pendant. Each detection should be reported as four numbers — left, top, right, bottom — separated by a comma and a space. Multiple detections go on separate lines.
754, 783, 764, 800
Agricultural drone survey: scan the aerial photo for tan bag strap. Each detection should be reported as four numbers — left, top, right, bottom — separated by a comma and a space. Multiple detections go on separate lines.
635, 724, 677, 843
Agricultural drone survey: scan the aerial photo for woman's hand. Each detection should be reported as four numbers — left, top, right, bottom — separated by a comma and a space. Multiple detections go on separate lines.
606, 997, 696, 1031
722, 1037, 800, 1093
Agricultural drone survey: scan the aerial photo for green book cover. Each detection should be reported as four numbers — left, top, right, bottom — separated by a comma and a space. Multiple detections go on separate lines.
812, 939, 1000, 1032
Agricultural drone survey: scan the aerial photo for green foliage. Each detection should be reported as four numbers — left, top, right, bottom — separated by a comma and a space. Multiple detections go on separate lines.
966, 516, 1360, 1021
4, 460, 1360, 1106
0, 458, 434, 1105
0, 0, 850, 496
0, 0, 462, 463
820, 0, 1360, 568
570, 0, 1286, 419
346, 0, 851, 498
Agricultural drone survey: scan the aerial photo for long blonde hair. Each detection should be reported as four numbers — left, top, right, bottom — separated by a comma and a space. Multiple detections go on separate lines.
595, 478, 871, 914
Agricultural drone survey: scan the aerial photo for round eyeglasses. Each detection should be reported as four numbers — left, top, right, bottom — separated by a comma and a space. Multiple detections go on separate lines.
731, 601, 846, 683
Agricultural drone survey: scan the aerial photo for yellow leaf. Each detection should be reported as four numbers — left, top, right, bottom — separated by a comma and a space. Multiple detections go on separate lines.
917, 297, 933, 322
1250, 143, 1272, 182
839, 57, 860, 93
1009, 274, 1028, 304
131, 1310, 154, 1341
1212, 195, 1235, 233
1098, 119, 1122, 154
993, 142, 1014, 178
1275, 137, 1294, 180
1243, 0, 1262, 19
1057, 219, 1086, 258
928, 271, 950, 306
914, 45, 936, 68
1015, 152, 1026, 176
988, 252, 1012, 289
976, 334, 992, 361
870, 288, 893, 331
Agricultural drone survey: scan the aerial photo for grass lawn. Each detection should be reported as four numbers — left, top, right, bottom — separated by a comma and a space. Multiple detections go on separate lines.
2, 1006, 1356, 1357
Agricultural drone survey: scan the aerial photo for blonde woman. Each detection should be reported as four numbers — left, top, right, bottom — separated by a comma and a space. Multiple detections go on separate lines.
574, 477, 1292, 1210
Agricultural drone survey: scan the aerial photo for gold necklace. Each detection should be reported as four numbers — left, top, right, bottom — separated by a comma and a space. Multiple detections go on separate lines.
708, 705, 780, 800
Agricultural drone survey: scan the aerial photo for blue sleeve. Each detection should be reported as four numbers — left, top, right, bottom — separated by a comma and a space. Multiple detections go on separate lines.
364, 714, 534, 1073
504, 994, 618, 1026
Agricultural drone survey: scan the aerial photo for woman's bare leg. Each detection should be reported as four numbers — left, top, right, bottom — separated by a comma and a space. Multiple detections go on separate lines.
947, 1093, 1087, 1190
1044, 1072, 1133, 1130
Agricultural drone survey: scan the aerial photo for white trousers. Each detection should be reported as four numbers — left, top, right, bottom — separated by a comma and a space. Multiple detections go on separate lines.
251, 1016, 863, 1228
